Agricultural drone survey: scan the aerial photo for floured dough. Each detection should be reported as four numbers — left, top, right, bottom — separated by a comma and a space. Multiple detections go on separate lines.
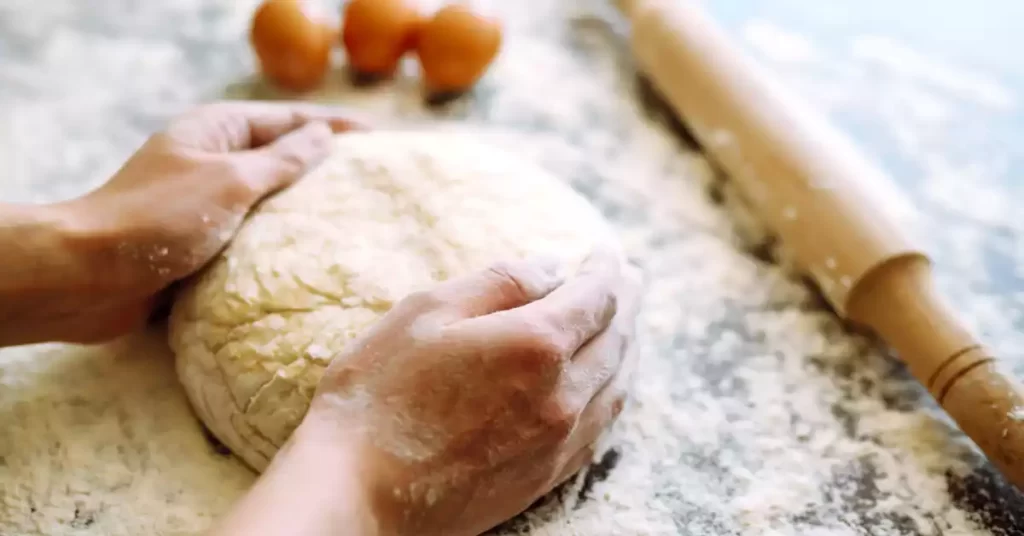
167, 130, 616, 471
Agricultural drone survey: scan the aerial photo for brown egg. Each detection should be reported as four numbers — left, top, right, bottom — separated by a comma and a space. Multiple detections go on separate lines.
250, 0, 334, 92
341, 0, 423, 79
416, 4, 503, 97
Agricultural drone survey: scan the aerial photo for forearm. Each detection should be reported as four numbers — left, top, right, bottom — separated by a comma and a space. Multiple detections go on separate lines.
0, 203, 81, 291
0, 203, 92, 344
208, 421, 380, 536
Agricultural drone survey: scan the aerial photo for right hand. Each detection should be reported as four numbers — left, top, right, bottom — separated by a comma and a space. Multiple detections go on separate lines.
305, 247, 643, 536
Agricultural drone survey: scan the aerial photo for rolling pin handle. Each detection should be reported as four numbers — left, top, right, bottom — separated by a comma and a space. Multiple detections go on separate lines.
846, 254, 1024, 489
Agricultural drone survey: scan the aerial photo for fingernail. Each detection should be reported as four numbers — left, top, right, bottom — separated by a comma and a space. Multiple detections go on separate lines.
624, 262, 645, 287
290, 121, 333, 168
530, 255, 566, 289
303, 120, 333, 143
532, 255, 561, 275
579, 242, 623, 274
335, 118, 372, 132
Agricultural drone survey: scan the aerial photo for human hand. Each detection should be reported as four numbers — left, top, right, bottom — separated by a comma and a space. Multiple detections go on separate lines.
291, 248, 642, 536
3, 101, 365, 345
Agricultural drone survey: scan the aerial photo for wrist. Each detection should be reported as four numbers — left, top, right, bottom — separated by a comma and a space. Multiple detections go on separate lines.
295, 408, 424, 536
210, 415, 382, 536
282, 419, 383, 535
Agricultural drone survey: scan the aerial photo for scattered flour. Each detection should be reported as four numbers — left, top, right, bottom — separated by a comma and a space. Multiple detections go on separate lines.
849, 35, 1015, 111
0, 2, 1021, 536
742, 20, 820, 65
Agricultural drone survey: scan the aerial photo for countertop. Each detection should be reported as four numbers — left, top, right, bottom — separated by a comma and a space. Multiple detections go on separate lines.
1, 1, 1022, 535
711, 0, 1024, 296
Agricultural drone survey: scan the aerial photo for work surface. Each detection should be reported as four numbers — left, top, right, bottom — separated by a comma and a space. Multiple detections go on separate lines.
1, 1, 1023, 534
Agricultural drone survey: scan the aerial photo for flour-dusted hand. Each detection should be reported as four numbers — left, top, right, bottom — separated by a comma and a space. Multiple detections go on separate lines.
0, 101, 367, 345
314, 248, 642, 536
208, 248, 644, 536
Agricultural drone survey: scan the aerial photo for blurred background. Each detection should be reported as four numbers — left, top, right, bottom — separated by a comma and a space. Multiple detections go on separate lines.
1, 1, 1022, 534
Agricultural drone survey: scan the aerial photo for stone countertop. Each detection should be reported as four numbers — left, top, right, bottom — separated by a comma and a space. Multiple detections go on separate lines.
1, 1, 1023, 535
710, 0, 1024, 297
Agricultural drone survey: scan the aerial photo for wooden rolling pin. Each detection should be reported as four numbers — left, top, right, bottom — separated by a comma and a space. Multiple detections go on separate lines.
616, 0, 1024, 489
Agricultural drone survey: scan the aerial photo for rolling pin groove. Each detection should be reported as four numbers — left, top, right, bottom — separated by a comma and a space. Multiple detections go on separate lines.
927, 344, 982, 391
936, 355, 996, 405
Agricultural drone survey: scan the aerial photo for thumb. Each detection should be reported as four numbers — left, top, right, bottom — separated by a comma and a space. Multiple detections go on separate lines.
237, 120, 334, 195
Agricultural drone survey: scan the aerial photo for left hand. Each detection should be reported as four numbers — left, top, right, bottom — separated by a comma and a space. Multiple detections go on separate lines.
13, 101, 367, 344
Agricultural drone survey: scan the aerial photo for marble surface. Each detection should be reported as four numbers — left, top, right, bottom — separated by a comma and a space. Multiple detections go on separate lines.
713, 0, 1024, 298
1, 1, 1023, 535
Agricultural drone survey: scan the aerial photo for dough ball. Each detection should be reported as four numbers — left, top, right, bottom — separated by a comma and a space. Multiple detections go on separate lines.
168, 130, 617, 471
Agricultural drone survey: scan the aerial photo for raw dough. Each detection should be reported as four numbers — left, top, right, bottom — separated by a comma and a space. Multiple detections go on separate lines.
168, 130, 616, 471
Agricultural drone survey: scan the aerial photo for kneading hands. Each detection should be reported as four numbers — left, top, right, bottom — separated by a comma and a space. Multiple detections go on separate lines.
0, 101, 366, 346
0, 102, 644, 536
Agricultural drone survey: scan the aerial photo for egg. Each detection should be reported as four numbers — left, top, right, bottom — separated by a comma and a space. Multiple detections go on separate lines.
415, 4, 503, 98
341, 0, 423, 79
250, 0, 335, 92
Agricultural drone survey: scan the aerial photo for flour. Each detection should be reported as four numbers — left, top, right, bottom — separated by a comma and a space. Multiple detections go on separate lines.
849, 35, 1015, 111
1, 1, 1022, 535
741, 20, 819, 65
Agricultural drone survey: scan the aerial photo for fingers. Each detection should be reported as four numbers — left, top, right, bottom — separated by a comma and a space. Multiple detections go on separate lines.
232, 102, 371, 148
564, 365, 634, 457
451, 246, 626, 362
235, 120, 334, 195
561, 263, 643, 401
559, 303, 641, 461
168, 101, 371, 152
180, 100, 371, 204
547, 263, 641, 465
553, 443, 598, 488
403, 257, 565, 323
